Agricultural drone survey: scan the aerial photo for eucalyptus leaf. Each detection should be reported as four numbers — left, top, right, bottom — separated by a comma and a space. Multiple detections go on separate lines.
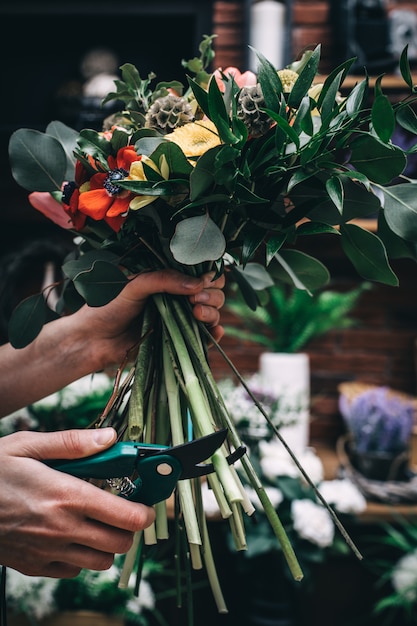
73, 261, 129, 306
170, 215, 226, 265
9, 129, 67, 192
46, 121, 79, 181
62, 250, 122, 280
8, 294, 51, 348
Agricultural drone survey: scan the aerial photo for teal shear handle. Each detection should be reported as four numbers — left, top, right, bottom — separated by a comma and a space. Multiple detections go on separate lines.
48, 442, 182, 506
47, 430, 230, 506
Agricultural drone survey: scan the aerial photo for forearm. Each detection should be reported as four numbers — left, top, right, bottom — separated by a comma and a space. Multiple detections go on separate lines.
0, 314, 99, 417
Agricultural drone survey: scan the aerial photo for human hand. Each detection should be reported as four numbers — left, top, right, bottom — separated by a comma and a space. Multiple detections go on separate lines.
81, 269, 225, 372
0, 428, 155, 577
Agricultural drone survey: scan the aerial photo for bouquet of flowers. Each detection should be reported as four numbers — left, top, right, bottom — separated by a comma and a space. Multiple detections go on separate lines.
7, 34, 417, 615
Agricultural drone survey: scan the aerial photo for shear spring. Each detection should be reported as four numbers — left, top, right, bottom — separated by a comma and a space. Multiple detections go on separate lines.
107, 476, 136, 496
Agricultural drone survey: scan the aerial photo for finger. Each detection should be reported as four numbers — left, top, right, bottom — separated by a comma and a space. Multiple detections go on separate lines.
2, 428, 117, 461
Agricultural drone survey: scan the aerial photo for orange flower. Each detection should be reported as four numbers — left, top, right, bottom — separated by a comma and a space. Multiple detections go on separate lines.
63, 146, 140, 232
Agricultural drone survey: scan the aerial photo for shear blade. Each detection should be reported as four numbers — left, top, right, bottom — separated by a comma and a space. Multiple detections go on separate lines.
166, 429, 228, 479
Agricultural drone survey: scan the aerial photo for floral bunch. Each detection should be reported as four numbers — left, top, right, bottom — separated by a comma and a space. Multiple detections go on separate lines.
339, 384, 416, 454
7, 34, 417, 616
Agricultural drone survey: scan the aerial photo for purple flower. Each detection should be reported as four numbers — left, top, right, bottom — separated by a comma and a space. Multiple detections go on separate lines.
339, 387, 415, 453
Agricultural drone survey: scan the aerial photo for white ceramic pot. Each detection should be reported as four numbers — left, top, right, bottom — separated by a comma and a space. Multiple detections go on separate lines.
259, 352, 310, 454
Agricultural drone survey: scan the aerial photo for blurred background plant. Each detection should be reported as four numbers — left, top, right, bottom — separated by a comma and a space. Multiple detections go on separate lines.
6, 555, 163, 625
224, 278, 371, 354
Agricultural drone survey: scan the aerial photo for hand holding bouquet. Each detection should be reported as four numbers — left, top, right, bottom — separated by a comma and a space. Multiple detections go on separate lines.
8, 35, 417, 615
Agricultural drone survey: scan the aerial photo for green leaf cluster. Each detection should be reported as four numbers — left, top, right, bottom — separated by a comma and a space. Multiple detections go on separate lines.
225, 275, 371, 353
7, 40, 417, 347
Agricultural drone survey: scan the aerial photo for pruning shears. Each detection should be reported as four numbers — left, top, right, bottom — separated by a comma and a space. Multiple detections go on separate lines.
48, 429, 244, 505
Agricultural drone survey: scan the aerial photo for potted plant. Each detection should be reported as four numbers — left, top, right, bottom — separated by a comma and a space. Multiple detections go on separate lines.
224, 275, 370, 452
338, 382, 416, 482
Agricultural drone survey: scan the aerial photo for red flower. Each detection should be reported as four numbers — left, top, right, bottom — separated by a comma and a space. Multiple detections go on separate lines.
63, 146, 140, 232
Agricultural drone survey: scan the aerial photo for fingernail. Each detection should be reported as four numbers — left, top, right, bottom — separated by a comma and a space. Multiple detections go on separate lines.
93, 428, 116, 446
194, 291, 209, 303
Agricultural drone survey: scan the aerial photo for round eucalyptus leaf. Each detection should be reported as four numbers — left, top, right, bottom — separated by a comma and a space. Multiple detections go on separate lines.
170, 215, 226, 265
8, 294, 49, 348
73, 261, 129, 306
8, 129, 67, 192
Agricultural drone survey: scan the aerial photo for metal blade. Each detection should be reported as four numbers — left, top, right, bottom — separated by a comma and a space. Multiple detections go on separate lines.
164, 429, 228, 478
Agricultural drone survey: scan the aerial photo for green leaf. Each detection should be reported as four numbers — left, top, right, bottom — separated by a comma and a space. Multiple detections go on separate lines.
170, 215, 226, 265
46, 121, 79, 181
273, 249, 330, 291
345, 79, 368, 117
319, 70, 344, 122
73, 261, 129, 306
396, 104, 417, 135
187, 76, 210, 117
326, 176, 344, 213
150, 140, 194, 178
8, 129, 67, 192
207, 77, 242, 145
190, 145, 221, 200
382, 183, 417, 241
8, 294, 51, 348
340, 223, 398, 285
253, 48, 283, 111
377, 210, 417, 260
266, 232, 287, 264
371, 95, 395, 143
349, 135, 406, 184
399, 45, 414, 89
288, 45, 321, 109
62, 250, 121, 280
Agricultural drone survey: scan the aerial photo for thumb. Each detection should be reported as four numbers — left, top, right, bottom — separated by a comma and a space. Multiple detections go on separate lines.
3, 428, 117, 461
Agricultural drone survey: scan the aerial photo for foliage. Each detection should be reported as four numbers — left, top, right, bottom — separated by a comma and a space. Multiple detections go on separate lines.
7, 40, 417, 347
224, 278, 370, 353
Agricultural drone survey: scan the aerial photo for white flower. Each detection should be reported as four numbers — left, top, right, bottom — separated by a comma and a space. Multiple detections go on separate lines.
318, 479, 367, 515
391, 549, 417, 602
125, 579, 155, 613
259, 441, 323, 484
6, 569, 58, 620
291, 499, 335, 548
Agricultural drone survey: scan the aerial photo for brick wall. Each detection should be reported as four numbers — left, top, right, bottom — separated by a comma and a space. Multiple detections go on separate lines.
212, 1, 417, 73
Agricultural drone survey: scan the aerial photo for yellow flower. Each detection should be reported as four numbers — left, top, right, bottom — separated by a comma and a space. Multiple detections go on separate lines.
165, 119, 221, 159
128, 155, 169, 211
308, 83, 324, 116
277, 69, 299, 92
